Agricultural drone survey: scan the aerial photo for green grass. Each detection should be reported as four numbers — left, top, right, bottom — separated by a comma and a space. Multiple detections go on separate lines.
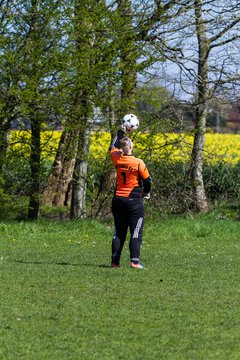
0, 214, 240, 360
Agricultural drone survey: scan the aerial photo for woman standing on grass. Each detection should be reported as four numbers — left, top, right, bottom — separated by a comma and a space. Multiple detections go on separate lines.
109, 122, 151, 269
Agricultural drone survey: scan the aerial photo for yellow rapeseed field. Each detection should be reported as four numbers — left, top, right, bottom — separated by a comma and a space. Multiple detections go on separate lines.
90, 132, 240, 165
9, 130, 240, 165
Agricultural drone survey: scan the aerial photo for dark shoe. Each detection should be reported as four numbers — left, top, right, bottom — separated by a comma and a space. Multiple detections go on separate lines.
111, 263, 120, 268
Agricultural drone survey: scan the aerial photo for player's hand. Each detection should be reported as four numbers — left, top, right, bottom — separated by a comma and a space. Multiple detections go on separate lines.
143, 193, 150, 200
120, 124, 126, 132
121, 124, 131, 132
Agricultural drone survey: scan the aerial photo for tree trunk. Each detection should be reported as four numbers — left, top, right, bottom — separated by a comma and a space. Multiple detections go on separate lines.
70, 124, 91, 219
69, 0, 96, 219
190, 0, 209, 213
28, 117, 41, 220
190, 110, 208, 212
42, 129, 79, 206
0, 124, 9, 175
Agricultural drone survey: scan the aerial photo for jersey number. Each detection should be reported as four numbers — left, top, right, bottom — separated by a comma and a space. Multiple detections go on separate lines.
121, 171, 127, 184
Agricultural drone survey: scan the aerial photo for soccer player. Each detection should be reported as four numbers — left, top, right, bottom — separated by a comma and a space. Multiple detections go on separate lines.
109, 126, 152, 269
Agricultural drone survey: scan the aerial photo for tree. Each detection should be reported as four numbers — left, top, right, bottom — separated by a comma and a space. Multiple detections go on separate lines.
70, 0, 103, 219
41, 0, 187, 218
0, 1, 21, 174
146, 0, 240, 211
191, 0, 240, 211
189, 0, 209, 212
3, 0, 68, 219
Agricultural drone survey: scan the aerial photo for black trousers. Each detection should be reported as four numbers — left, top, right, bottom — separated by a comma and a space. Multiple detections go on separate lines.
111, 196, 144, 264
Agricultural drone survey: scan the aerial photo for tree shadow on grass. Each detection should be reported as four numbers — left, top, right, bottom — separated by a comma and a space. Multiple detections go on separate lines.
13, 259, 111, 268
13, 259, 80, 266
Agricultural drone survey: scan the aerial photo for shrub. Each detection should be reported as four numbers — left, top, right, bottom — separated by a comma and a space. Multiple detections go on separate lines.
0, 175, 29, 220
3, 131, 240, 218
203, 162, 240, 201
86, 157, 240, 217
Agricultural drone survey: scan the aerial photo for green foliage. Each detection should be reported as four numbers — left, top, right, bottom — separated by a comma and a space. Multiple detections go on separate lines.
0, 175, 29, 220
1, 152, 52, 220
2, 153, 51, 197
146, 160, 240, 214
0, 177, 10, 217
2, 142, 240, 219
203, 162, 240, 201
1, 0, 240, 219
0, 215, 240, 359
147, 160, 194, 213
40, 205, 70, 220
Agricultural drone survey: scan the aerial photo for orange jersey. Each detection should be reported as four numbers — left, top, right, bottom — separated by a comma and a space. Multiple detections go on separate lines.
110, 148, 150, 198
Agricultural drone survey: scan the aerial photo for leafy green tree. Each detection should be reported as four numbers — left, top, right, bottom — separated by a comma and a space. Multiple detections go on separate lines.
0, 1, 21, 174
69, 0, 107, 218
1, 0, 68, 219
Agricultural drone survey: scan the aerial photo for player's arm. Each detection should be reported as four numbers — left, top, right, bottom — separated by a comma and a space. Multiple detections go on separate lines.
138, 160, 152, 196
142, 176, 152, 197
109, 128, 125, 151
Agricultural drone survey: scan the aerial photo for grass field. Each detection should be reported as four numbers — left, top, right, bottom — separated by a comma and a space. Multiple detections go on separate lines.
0, 213, 240, 360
